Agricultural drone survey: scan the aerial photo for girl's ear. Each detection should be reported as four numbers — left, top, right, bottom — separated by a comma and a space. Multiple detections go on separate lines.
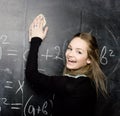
87, 59, 91, 64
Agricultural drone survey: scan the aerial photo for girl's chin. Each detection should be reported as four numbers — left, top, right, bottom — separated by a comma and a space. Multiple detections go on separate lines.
66, 66, 76, 70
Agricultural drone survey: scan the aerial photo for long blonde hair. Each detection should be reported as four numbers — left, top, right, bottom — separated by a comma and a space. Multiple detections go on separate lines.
64, 32, 107, 96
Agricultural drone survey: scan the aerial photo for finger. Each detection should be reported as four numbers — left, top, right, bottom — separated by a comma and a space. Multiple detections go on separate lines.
41, 17, 44, 28
43, 26, 48, 38
32, 21, 35, 29
39, 20, 43, 31
38, 14, 46, 27
38, 15, 42, 28
32, 15, 40, 28
33, 15, 39, 23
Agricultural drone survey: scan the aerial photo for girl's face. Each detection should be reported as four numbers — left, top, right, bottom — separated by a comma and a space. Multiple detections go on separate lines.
65, 37, 91, 70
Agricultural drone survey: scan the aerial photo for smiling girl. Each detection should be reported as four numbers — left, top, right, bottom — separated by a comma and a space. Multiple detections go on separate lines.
25, 14, 107, 116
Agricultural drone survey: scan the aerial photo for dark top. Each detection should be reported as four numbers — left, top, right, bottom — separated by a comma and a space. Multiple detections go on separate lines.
25, 37, 97, 116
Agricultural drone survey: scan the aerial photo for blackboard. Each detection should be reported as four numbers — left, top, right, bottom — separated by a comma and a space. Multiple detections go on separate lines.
0, 0, 120, 116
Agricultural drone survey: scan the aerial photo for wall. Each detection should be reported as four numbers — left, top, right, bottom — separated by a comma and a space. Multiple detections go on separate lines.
0, 0, 120, 116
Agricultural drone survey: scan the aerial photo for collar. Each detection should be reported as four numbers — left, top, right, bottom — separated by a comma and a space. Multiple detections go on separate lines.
64, 74, 87, 78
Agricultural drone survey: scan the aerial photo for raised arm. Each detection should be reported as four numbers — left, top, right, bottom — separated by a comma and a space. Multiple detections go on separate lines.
26, 14, 48, 72
25, 14, 50, 93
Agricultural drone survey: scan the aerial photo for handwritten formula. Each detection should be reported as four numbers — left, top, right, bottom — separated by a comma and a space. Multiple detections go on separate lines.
0, 79, 53, 116
0, 32, 119, 115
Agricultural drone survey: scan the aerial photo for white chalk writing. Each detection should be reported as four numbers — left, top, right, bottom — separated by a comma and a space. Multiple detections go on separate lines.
100, 46, 115, 65
24, 95, 50, 116
0, 80, 53, 116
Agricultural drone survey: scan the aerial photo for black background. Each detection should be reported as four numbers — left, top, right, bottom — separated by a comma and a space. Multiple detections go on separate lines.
0, 0, 120, 116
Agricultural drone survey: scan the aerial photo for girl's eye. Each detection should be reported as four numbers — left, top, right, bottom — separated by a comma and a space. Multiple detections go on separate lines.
77, 51, 82, 54
67, 47, 72, 50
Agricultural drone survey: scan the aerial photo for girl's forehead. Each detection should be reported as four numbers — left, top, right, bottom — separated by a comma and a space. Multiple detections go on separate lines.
68, 37, 89, 51
69, 37, 88, 45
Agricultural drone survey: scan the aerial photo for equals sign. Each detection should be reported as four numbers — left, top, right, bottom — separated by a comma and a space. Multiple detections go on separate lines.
7, 50, 18, 56
11, 103, 22, 110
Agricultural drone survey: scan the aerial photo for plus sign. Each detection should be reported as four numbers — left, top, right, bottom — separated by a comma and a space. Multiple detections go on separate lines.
41, 49, 53, 60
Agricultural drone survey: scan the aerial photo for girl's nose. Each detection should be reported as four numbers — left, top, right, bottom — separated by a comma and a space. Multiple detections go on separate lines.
68, 50, 74, 57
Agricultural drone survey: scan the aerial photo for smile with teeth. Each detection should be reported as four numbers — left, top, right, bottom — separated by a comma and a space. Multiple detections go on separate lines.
67, 59, 77, 64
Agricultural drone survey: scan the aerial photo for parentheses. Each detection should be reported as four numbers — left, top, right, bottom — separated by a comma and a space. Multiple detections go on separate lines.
23, 49, 29, 62
24, 95, 33, 116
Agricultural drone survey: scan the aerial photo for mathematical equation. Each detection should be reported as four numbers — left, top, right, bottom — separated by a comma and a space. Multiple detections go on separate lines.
0, 32, 119, 115
0, 34, 118, 65
0, 34, 63, 60
23, 46, 63, 62
0, 80, 53, 116
0, 34, 18, 60
0, 34, 64, 73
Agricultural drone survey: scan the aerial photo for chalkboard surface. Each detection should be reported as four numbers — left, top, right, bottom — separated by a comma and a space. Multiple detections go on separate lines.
0, 0, 120, 116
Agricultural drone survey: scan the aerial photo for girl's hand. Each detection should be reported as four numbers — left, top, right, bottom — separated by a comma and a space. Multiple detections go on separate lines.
29, 14, 48, 42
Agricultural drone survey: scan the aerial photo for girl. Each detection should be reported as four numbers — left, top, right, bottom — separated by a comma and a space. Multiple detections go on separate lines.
25, 14, 107, 116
